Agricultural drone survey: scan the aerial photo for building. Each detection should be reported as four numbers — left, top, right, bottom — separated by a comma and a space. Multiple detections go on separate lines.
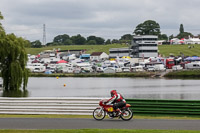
130, 35, 158, 58
170, 37, 200, 44
109, 48, 132, 58
90, 52, 109, 61
80, 54, 90, 60
58, 49, 86, 57
185, 37, 200, 44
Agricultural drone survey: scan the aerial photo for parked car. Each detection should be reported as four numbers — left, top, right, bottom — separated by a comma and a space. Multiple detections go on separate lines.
172, 65, 183, 71
147, 66, 155, 72
103, 67, 116, 73
33, 67, 45, 73
154, 64, 166, 71
132, 66, 144, 72
96, 67, 104, 73
121, 67, 131, 72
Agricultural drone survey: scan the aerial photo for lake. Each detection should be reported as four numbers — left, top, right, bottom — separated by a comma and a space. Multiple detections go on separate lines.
2, 77, 199, 100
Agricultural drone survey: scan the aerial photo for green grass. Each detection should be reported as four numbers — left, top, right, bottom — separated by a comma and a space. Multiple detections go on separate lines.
158, 44, 200, 57
0, 129, 199, 133
26, 44, 200, 57
25, 44, 127, 55
164, 70, 200, 79
1, 114, 200, 120
30, 72, 152, 78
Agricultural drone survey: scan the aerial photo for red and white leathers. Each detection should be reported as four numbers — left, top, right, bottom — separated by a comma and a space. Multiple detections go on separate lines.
106, 92, 126, 105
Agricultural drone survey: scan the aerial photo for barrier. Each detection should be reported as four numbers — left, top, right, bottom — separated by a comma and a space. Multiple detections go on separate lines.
1, 97, 200, 116
0, 97, 100, 115
126, 99, 200, 115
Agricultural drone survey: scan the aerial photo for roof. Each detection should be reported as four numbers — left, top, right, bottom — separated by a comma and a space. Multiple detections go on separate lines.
91, 52, 103, 56
80, 54, 90, 58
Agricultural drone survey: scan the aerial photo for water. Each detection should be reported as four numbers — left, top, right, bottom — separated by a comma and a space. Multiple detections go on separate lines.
4, 77, 199, 100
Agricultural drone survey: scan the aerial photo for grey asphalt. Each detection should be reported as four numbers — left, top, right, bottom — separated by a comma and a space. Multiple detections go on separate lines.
0, 118, 200, 130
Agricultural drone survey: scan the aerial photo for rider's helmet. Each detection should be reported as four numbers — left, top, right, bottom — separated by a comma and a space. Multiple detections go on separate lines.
110, 90, 117, 97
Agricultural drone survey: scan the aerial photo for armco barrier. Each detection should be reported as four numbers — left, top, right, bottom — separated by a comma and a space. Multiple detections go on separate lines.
1, 97, 200, 116
0, 97, 101, 115
126, 99, 200, 115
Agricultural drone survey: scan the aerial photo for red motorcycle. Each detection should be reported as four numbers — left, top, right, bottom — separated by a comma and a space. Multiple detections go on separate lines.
93, 99, 133, 121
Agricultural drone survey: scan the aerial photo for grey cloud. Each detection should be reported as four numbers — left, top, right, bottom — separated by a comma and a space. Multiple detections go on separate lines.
1, 0, 200, 42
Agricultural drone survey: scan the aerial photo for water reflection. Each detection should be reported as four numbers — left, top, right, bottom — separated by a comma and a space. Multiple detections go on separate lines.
1, 77, 200, 100
2, 90, 29, 97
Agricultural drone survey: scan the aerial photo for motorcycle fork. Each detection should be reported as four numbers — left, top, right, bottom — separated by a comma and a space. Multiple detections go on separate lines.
97, 107, 104, 116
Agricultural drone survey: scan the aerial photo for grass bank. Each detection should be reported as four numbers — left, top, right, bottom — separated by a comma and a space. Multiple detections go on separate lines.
158, 44, 200, 57
164, 70, 200, 79
25, 44, 127, 55
0, 129, 199, 133
30, 72, 153, 78
25, 44, 200, 57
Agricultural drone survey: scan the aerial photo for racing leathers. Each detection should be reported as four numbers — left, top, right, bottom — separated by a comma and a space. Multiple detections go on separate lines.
106, 92, 126, 110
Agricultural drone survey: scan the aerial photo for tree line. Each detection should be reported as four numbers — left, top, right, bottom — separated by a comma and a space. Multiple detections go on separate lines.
30, 34, 133, 48
30, 20, 195, 48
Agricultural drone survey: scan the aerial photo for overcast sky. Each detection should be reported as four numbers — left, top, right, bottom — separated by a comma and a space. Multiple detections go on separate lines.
1, 0, 200, 43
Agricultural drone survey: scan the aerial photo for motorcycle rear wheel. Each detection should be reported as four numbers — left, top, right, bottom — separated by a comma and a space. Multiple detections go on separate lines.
93, 108, 106, 120
120, 108, 133, 121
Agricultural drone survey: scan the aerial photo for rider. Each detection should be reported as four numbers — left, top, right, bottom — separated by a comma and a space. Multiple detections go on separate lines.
106, 90, 126, 114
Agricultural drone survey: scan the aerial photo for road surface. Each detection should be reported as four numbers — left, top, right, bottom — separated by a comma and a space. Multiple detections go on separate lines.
0, 118, 200, 130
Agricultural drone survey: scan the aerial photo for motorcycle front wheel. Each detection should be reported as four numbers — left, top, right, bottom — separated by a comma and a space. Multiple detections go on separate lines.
93, 108, 106, 120
120, 108, 133, 121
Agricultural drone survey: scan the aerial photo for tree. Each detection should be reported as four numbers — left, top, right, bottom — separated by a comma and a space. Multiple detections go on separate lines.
0, 33, 29, 94
64, 39, 73, 45
120, 34, 133, 40
134, 20, 161, 36
71, 34, 86, 45
95, 37, 105, 44
105, 39, 111, 44
53, 34, 70, 45
88, 40, 97, 45
87, 36, 105, 45
176, 24, 193, 39
31, 40, 42, 48
0, 12, 29, 96
87, 36, 96, 42
179, 24, 184, 34
158, 34, 168, 40
24, 40, 31, 48
111, 39, 119, 44
176, 32, 193, 39
0, 11, 3, 31
120, 34, 133, 45
169, 34, 174, 40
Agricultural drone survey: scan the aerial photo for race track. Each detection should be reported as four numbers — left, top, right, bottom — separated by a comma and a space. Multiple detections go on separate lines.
0, 118, 200, 130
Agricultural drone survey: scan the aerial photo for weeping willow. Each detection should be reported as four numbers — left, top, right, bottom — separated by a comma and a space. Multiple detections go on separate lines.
0, 12, 29, 95
0, 11, 3, 31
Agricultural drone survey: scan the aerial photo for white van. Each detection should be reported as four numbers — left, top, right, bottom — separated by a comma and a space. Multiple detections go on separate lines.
132, 66, 144, 72
154, 64, 166, 71
185, 62, 200, 69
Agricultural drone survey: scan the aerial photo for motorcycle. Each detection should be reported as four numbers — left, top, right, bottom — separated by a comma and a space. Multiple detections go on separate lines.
93, 99, 133, 121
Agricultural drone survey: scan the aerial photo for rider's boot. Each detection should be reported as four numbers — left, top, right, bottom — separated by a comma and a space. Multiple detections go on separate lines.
116, 108, 122, 115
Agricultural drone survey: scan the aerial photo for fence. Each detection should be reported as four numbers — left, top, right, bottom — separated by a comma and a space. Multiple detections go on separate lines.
0, 97, 200, 116
0, 97, 100, 115
126, 99, 200, 116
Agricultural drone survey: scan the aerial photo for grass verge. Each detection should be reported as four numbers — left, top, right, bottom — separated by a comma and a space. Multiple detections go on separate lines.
1, 114, 200, 120
30, 72, 153, 78
0, 129, 199, 133
164, 70, 200, 79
